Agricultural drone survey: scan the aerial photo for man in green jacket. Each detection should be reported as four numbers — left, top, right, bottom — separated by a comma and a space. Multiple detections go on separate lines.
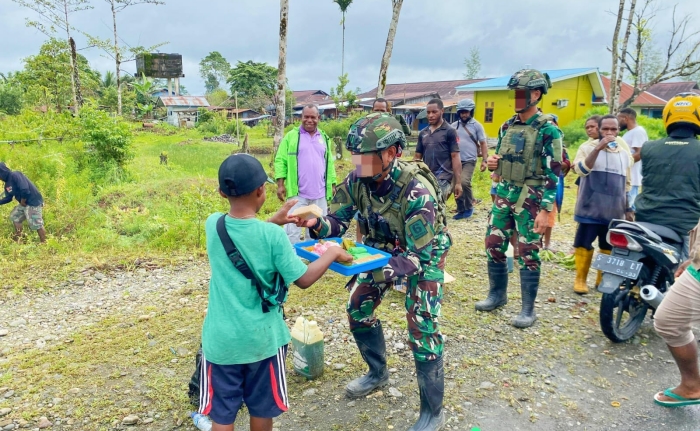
274, 104, 337, 244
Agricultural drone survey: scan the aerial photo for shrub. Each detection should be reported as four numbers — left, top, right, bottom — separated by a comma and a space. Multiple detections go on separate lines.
78, 105, 134, 181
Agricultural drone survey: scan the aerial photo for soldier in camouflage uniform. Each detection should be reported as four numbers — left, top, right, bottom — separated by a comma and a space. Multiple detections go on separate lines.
475, 69, 563, 328
300, 112, 450, 431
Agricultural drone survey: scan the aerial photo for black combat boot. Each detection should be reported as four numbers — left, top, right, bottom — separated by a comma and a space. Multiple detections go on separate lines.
512, 269, 540, 328
475, 261, 509, 311
408, 357, 445, 431
346, 321, 390, 398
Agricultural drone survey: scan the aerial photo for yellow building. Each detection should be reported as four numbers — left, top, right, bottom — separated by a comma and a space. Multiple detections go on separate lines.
454, 68, 606, 137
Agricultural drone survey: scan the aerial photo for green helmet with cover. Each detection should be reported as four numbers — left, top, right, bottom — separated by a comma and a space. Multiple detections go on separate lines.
507, 69, 552, 94
345, 112, 407, 154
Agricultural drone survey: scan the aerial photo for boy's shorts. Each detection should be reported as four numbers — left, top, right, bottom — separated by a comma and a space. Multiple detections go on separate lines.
198, 345, 288, 425
9, 204, 44, 230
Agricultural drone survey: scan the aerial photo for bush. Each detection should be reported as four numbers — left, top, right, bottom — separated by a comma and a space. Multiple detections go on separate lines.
0, 82, 23, 115
78, 105, 134, 181
196, 110, 248, 137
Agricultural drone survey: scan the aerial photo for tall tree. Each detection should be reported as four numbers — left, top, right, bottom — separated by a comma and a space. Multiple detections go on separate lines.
272, 0, 289, 160
12, 0, 92, 112
199, 51, 232, 93
609, 0, 637, 113
227, 60, 278, 112
463, 47, 481, 79
619, 1, 700, 108
333, 0, 353, 76
376, 0, 403, 98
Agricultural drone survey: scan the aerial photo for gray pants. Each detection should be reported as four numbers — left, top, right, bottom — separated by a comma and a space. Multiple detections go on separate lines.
456, 161, 476, 212
284, 196, 328, 245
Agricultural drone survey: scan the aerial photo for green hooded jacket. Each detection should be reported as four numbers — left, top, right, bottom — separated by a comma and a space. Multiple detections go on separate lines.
274, 126, 337, 200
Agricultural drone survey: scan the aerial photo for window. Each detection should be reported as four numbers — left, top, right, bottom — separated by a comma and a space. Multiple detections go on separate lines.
484, 108, 494, 123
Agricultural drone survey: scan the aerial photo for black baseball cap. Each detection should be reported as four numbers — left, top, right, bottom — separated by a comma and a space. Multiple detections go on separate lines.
218, 154, 274, 197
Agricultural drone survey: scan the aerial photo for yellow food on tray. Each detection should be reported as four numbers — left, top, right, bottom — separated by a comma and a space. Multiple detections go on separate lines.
291, 204, 324, 220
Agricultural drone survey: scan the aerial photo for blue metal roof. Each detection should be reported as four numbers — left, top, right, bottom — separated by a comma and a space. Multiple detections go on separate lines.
455, 68, 600, 91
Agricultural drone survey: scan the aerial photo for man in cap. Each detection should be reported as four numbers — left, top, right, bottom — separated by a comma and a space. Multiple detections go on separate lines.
476, 69, 563, 328
451, 98, 488, 220
0, 162, 46, 243
298, 112, 451, 430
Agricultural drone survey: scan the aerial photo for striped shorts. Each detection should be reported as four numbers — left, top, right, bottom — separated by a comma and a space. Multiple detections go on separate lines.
198, 345, 289, 425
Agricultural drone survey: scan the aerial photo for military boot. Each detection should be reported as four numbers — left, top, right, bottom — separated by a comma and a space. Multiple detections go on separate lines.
573, 247, 594, 294
475, 261, 508, 311
595, 249, 611, 287
512, 269, 539, 328
408, 357, 445, 431
346, 321, 389, 398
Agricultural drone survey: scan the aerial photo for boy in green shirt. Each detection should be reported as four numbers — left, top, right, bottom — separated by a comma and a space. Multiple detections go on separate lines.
199, 154, 351, 431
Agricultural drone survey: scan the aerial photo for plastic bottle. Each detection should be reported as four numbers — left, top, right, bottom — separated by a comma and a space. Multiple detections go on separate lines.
190, 412, 212, 431
506, 242, 514, 273
291, 316, 324, 379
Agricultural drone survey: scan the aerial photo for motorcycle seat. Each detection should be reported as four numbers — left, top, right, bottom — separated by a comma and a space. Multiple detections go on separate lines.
636, 222, 683, 244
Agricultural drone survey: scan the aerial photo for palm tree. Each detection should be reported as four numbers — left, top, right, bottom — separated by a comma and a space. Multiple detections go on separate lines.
102, 70, 116, 88
377, 0, 404, 98
333, 0, 353, 76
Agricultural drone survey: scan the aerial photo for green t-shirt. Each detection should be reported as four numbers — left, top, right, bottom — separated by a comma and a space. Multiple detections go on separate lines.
201, 213, 308, 365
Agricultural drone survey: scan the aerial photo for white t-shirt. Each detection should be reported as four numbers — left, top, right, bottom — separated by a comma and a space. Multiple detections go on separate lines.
623, 126, 649, 186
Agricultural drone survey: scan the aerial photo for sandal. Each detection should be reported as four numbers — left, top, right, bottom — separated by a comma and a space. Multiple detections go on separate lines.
654, 388, 700, 407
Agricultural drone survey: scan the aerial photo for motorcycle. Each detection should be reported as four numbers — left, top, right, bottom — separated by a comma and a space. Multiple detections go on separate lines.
592, 219, 683, 342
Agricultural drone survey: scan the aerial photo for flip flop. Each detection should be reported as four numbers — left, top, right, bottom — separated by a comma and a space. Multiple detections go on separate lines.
654, 388, 700, 407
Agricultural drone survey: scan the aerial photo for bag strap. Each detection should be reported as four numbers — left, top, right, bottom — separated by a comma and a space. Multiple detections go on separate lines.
216, 215, 271, 313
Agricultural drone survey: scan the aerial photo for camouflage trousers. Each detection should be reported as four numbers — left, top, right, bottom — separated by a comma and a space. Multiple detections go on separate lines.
345, 274, 443, 362
485, 182, 544, 271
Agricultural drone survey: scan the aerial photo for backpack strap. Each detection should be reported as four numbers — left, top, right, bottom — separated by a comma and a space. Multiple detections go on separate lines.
216, 215, 271, 313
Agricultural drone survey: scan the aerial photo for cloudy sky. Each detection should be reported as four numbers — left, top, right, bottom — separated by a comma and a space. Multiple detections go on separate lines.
1, 0, 696, 95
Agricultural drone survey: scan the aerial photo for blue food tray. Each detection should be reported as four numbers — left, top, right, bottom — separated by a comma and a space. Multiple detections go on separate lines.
294, 238, 391, 276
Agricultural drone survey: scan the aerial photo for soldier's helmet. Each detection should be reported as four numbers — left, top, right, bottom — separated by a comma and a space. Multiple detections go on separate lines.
345, 112, 407, 154
663, 92, 700, 135
507, 69, 552, 95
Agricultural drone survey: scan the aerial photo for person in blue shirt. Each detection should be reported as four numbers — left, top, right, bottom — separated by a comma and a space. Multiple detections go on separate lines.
0, 162, 46, 243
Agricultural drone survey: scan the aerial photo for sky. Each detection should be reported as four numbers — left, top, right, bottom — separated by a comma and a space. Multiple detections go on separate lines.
1, 0, 696, 96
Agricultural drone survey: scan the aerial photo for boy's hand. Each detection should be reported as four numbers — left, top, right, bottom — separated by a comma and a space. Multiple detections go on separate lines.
331, 247, 353, 263
267, 199, 299, 226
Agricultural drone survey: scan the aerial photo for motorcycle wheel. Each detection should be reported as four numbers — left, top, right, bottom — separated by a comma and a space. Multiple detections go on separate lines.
599, 283, 650, 343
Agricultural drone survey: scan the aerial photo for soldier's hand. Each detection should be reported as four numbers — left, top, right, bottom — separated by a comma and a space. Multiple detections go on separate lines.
487, 155, 501, 171
276, 184, 286, 202
297, 217, 317, 229
533, 210, 551, 234
453, 183, 463, 199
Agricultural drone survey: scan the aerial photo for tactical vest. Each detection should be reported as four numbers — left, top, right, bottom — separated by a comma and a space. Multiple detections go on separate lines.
635, 135, 700, 236
495, 114, 555, 186
352, 160, 447, 252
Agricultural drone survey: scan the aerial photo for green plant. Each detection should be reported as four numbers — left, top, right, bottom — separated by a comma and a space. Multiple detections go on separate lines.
79, 104, 133, 180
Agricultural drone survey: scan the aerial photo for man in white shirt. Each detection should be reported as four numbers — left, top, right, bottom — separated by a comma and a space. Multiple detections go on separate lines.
618, 108, 648, 210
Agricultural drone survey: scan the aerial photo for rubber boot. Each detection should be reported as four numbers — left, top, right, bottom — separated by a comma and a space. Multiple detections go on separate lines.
408, 357, 445, 431
595, 249, 611, 287
475, 261, 508, 311
573, 247, 594, 294
512, 269, 539, 328
346, 321, 389, 398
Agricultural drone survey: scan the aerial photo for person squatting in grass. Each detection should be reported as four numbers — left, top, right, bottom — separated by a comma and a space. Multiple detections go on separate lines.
0, 162, 47, 243
198, 154, 351, 431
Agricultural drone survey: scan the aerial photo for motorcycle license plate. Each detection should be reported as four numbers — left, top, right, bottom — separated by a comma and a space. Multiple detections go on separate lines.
591, 254, 643, 279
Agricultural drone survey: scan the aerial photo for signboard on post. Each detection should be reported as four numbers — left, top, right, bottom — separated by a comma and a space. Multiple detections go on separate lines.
136, 53, 185, 78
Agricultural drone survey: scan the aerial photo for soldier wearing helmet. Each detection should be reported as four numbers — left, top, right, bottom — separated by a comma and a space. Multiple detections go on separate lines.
298, 112, 451, 430
634, 92, 700, 260
476, 69, 564, 328
451, 98, 488, 220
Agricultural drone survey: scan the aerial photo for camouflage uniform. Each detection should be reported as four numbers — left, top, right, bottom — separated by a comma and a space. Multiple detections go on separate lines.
314, 162, 451, 361
485, 113, 563, 270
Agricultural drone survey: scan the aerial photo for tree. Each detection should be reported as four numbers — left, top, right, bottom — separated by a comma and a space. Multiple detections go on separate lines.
199, 51, 231, 93
463, 47, 481, 79
102, 70, 117, 89
12, 0, 92, 112
609, 0, 637, 113
130, 73, 157, 118
272, 0, 289, 160
618, 1, 700, 108
0, 73, 23, 115
376, 0, 403, 98
330, 74, 359, 115
17, 38, 100, 111
333, 0, 353, 76
85, 0, 165, 116
205, 88, 230, 107
227, 60, 278, 112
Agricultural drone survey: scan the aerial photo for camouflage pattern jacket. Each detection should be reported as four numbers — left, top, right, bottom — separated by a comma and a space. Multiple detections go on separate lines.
312, 162, 450, 284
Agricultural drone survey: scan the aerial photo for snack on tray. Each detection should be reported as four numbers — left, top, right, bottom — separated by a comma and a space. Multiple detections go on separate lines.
302, 240, 384, 268
291, 204, 324, 220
